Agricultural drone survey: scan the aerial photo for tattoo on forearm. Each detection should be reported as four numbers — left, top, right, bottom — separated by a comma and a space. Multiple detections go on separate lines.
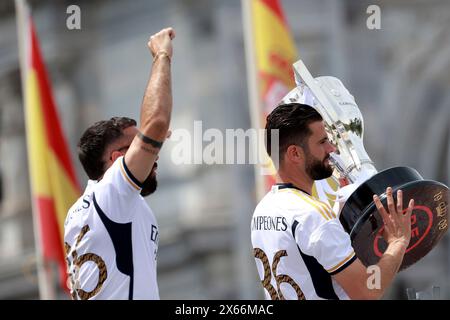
137, 131, 163, 148
140, 145, 159, 155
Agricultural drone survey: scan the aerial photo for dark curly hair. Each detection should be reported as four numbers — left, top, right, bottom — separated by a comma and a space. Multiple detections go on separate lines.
78, 117, 136, 180
265, 103, 323, 160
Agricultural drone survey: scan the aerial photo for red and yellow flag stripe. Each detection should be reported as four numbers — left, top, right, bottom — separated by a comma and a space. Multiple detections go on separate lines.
24, 18, 80, 291
250, 0, 338, 207
252, 0, 298, 103
251, 0, 298, 188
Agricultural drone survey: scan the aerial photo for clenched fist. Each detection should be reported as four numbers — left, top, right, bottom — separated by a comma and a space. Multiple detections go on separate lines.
148, 27, 175, 60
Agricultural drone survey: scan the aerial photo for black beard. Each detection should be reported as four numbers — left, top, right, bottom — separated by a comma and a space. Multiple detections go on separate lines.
305, 153, 333, 181
140, 174, 157, 197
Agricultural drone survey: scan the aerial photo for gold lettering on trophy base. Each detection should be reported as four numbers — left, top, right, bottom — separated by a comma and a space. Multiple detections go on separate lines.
438, 218, 448, 231
433, 191, 443, 202
436, 202, 447, 218
433, 192, 447, 232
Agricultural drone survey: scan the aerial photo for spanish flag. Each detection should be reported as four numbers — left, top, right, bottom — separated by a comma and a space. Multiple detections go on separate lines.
243, 0, 339, 206
16, 1, 80, 296
251, 0, 298, 114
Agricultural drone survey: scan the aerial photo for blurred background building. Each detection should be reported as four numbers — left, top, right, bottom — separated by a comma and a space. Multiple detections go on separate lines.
0, 0, 449, 299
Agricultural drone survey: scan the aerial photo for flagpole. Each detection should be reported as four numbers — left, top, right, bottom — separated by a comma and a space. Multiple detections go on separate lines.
15, 0, 56, 300
241, 0, 266, 202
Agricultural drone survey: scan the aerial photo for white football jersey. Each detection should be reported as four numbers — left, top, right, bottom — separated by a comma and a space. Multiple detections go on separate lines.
64, 156, 160, 300
251, 183, 356, 300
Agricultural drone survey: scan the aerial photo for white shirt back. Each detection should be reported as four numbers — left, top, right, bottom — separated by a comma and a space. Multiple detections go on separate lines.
251, 184, 356, 300
64, 156, 159, 300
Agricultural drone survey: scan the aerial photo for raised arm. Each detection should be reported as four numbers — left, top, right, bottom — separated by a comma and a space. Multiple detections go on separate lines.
125, 27, 175, 182
333, 187, 414, 299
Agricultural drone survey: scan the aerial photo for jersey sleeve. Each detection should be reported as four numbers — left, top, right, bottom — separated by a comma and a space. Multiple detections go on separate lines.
294, 214, 356, 276
93, 156, 143, 223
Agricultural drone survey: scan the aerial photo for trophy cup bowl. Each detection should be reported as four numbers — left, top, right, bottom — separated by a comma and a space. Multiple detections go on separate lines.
340, 166, 448, 271
285, 60, 449, 271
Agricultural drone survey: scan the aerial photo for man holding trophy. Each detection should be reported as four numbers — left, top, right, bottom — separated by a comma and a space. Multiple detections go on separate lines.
250, 60, 448, 300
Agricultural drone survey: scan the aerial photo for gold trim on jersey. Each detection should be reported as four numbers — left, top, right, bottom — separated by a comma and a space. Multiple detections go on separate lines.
319, 200, 336, 219
119, 160, 141, 191
327, 251, 356, 273
305, 193, 336, 219
283, 189, 333, 221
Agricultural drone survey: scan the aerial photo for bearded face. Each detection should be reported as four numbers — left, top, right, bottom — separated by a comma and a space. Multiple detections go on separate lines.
304, 150, 333, 181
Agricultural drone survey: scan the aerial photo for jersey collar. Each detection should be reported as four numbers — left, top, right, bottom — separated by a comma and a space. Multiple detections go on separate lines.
274, 183, 311, 196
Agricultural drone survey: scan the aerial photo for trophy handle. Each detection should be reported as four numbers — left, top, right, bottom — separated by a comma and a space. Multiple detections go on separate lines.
292, 60, 378, 183
293, 60, 362, 171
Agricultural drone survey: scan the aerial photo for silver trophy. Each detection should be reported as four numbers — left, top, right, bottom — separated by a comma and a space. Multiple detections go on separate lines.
282, 59, 449, 271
